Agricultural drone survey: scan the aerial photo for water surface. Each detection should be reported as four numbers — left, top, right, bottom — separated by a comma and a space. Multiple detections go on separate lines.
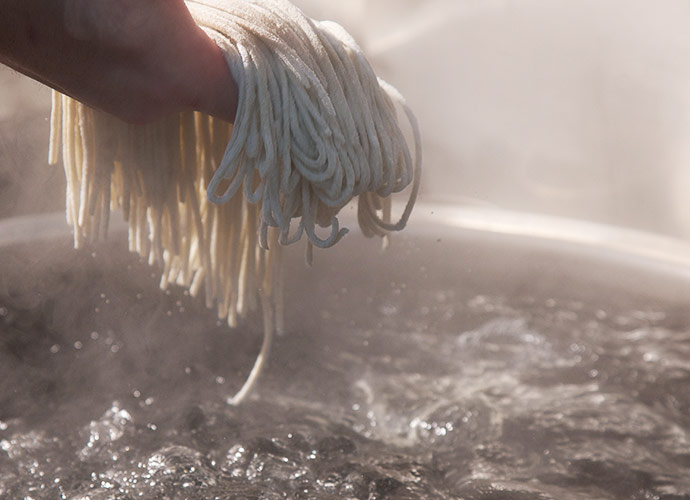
1, 227, 690, 499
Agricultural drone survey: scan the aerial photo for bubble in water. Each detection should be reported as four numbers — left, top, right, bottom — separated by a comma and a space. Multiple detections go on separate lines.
147, 445, 217, 488
80, 404, 133, 459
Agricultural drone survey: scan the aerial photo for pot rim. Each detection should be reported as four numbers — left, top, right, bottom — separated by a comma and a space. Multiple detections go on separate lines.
2, 204, 690, 274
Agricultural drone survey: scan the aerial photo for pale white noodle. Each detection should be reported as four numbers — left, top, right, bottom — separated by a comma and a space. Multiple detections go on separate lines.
49, 0, 421, 404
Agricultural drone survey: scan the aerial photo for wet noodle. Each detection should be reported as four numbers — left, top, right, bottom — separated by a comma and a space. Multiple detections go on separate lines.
48, 0, 421, 403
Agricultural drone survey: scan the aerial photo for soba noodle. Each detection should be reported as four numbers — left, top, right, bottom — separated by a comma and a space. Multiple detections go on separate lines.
48, 0, 421, 404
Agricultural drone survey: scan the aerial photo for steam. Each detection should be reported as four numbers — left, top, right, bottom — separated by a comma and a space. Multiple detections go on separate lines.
3, 0, 690, 237
294, 0, 690, 239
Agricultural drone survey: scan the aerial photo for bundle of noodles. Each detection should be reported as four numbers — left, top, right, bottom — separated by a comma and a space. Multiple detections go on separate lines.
48, 0, 421, 404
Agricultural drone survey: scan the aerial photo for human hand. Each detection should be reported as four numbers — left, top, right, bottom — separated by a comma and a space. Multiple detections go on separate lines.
0, 0, 238, 123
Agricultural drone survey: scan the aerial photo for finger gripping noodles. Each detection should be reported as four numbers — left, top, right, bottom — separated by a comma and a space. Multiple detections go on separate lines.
49, 0, 422, 404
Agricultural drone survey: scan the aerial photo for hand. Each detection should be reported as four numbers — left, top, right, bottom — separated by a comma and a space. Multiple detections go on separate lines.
0, 0, 238, 124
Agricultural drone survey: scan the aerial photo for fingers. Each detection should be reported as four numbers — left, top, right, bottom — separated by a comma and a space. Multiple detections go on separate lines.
188, 34, 239, 123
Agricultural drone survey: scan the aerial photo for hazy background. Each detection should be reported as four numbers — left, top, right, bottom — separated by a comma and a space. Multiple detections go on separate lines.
2, 0, 690, 239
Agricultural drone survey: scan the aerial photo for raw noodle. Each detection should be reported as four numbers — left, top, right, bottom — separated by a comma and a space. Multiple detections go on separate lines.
48, 0, 421, 404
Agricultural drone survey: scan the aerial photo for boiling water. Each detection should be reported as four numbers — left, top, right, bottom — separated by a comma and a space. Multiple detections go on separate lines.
1, 226, 690, 499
